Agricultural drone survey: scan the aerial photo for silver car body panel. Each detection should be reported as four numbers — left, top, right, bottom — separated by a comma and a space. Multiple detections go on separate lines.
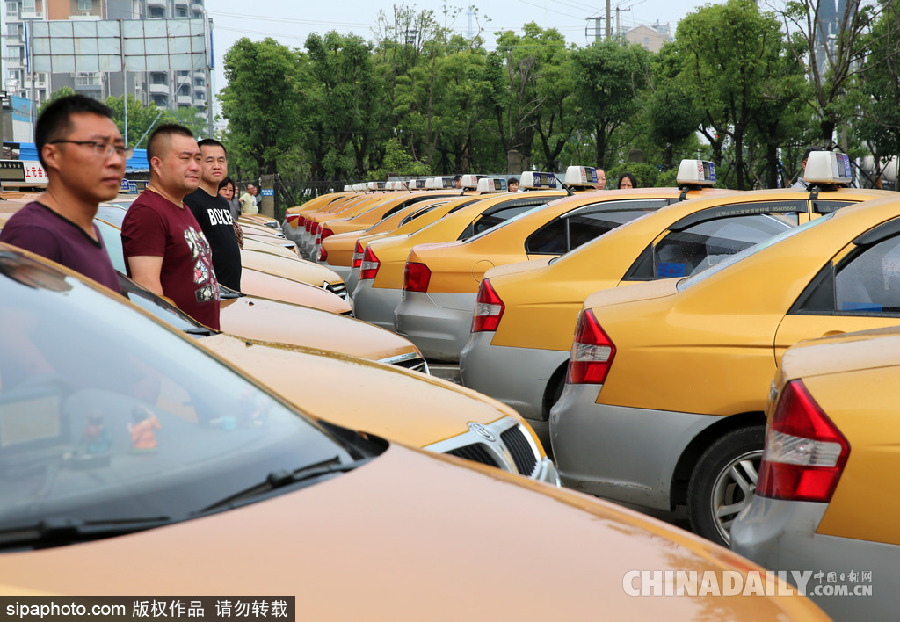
345, 266, 361, 299
731, 496, 894, 621
320, 260, 352, 282
352, 280, 403, 331
460, 331, 568, 423
395, 291, 477, 362
424, 416, 560, 486
549, 384, 724, 510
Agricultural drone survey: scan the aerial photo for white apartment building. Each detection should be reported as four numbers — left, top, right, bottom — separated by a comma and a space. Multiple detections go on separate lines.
2, 0, 208, 111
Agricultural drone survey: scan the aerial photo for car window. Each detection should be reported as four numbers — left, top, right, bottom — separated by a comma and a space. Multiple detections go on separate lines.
457, 197, 556, 241
652, 213, 795, 278
95, 219, 126, 272
793, 230, 900, 315
526, 199, 668, 255
813, 199, 858, 214
678, 213, 835, 292
399, 204, 442, 227
0, 250, 372, 534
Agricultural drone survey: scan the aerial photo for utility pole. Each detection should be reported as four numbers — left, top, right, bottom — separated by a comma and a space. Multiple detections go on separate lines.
606, 0, 611, 38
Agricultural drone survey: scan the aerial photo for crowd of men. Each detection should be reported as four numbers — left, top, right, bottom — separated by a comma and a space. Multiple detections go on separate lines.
0, 95, 247, 331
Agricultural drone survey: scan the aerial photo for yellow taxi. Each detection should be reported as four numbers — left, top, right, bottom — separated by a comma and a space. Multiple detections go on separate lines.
282, 190, 354, 242
399, 164, 736, 362
297, 187, 390, 258
731, 326, 900, 620
0, 245, 828, 619
353, 172, 566, 330
344, 193, 488, 295
315, 187, 461, 272
463, 154, 890, 446
549, 154, 900, 545
320, 193, 461, 279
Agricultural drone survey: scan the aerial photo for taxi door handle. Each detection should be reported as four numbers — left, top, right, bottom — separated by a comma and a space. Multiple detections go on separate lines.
821, 330, 845, 337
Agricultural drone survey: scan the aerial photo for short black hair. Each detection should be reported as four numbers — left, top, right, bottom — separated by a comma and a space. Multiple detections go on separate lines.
802, 146, 822, 162
35, 94, 114, 169
218, 176, 236, 192
508, 177, 519, 184
619, 172, 638, 189
147, 124, 194, 161
452, 175, 461, 181
198, 138, 227, 158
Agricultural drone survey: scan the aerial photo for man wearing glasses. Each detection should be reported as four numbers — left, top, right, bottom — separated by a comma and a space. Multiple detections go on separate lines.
0, 95, 126, 292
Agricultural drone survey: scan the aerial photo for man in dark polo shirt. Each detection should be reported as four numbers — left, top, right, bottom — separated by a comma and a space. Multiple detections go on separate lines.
0, 95, 125, 292
184, 139, 241, 291
121, 125, 220, 329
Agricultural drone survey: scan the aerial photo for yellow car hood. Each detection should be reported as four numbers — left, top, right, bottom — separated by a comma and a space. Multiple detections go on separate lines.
200, 335, 524, 446
240, 249, 342, 287
216, 297, 417, 361
4, 444, 826, 621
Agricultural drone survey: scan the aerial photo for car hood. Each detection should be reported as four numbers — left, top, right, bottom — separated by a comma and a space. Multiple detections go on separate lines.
198, 335, 530, 447
778, 326, 900, 382
3, 444, 825, 620
583, 278, 680, 311
240, 269, 351, 314
240, 249, 341, 287
216, 297, 417, 360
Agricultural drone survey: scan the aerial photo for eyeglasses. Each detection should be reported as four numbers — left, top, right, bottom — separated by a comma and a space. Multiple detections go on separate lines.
50, 140, 130, 158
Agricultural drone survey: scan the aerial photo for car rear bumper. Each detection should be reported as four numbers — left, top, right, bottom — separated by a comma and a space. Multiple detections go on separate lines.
549, 385, 722, 510
352, 280, 403, 331
346, 267, 361, 298
731, 496, 894, 620
395, 291, 477, 362
460, 332, 568, 424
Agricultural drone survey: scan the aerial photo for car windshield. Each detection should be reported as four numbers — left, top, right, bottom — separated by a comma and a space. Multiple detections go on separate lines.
0, 248, 366, 534
677, 212, 836, 291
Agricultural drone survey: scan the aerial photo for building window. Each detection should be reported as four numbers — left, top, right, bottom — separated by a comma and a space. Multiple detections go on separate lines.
22, 0, 35, 12
75, 72, 100, 86
77, 0, 92, 10
6, 3, 20, 17
176, 7, 186, 16
148, 6, 164, 17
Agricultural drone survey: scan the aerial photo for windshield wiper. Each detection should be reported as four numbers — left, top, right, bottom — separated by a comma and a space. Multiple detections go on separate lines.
0, 515, 175, 550
195, 456, 371, 516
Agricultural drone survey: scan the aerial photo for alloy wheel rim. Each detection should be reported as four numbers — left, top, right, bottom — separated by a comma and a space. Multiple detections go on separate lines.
710, 449, 763, 544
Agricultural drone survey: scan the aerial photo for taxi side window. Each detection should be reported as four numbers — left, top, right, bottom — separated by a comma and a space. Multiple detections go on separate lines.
625, 212, 796, 280
458, 203, 541, 241
812, 200, 857, 214
526, 208, 656, 255
792, 233, 900, 315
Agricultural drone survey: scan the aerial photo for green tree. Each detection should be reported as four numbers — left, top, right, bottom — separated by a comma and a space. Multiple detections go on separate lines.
674, 0, 797, 189
570, 39, 652, 170
37, 87, 77, 116
219, 38, 304, 176
856, 0, 900, 187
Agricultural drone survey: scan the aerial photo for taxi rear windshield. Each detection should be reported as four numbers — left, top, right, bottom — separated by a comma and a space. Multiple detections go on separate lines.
526, 199, 669, 255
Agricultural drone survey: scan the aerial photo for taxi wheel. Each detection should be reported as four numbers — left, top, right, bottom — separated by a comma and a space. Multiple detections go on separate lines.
686, 426, 765, 546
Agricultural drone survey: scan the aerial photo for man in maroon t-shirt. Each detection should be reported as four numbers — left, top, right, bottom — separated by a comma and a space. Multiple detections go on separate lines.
0, 95, 125, 292
121, 125, 220, 329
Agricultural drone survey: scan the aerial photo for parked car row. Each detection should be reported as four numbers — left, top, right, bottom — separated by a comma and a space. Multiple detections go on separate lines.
302, 153, 899, 619
0, 192, 829, 618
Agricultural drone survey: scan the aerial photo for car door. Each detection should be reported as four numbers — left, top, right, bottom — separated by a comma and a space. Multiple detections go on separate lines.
774, 219, 900, 362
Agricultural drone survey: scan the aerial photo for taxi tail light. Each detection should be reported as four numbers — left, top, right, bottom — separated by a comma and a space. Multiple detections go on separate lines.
318, 245, 328, 262
352, 241, 364, 268
403, 262, 432, 292
359, 247, 381, 280
295, 215, 306, 229
471, 278, 504, 332
567, 310, 616, 385
306, 220, 316, 233
757, 380, 850, 503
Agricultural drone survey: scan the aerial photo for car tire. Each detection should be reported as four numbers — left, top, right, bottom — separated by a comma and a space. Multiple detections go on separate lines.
687, 426, 765, 546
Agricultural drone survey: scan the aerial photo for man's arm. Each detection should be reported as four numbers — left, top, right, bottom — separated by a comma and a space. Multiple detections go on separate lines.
127, 256, 165, 296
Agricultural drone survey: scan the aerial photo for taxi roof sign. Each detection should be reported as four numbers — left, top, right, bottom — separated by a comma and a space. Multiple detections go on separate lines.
366, 181, 386, 191
408, 178, 427, 190
676, 160, 716, 186
804, 151, 853, 186
520, 171, 558, 190
460, 174, 483, 189
563, 166, 598, 188
476, 177, 507, 193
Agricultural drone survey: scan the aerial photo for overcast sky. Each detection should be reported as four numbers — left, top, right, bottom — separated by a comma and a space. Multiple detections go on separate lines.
204, 0, 726, 113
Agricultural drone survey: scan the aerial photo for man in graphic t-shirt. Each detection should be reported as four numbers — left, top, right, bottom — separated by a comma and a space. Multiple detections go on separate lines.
121, 125, 220, 329
184, 139, 241, 291
0, 95, 125, 292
